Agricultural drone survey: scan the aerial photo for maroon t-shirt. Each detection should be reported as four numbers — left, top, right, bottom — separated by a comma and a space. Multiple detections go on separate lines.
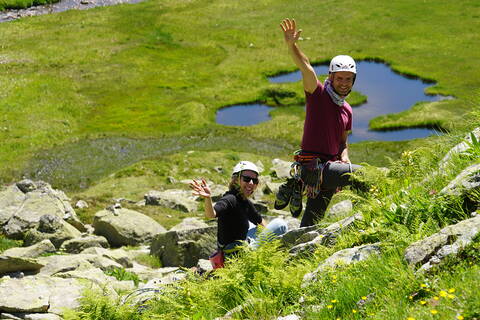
301, 80, 352, 158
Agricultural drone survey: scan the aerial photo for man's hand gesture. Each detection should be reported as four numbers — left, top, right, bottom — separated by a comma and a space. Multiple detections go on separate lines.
190, 179, 212, 199
280, 18, 302, 46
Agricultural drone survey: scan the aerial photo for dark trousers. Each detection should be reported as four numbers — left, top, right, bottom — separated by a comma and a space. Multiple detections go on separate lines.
300, 161, 362, 227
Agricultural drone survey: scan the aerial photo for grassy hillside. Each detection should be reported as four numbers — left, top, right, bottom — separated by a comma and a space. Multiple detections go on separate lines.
0, 0, 479, 189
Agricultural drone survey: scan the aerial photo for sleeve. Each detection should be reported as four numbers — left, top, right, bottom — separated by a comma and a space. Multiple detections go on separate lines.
345, 107, 353, 131
213, 195, 235, 218
247, 201, 263, 225
305, 80, 324, 111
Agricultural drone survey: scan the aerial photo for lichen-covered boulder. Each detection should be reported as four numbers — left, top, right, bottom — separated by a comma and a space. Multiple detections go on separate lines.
93, 208, 166, 247
60, 235, 110, 254
1, 180, 84, 239
404, 215, 480, 272
2, 239, 56, 259
151, 226, 217, 267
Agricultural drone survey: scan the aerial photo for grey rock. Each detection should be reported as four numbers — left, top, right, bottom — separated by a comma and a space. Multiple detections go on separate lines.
23, 217, 82, 249
302, 243, 381, 286
0, 275, 84, 314
196, 259, 213, 274
263, 181, 281, 195
80, 247, 133, 268
16, 179, 37, 194
1, 181, 83, 239
75, 200, 88, 209
439, 127, 480, 170
277, 315, 301, 320
281, 225, 319, 247
144, 189, 198, 212
151, 226, 217, 267
327, 200, 353, 219
60, 235, 110, 254
289, 213, 363, 256
271, 158, 292, 179
404, 215, 480, 272
0, 255, 43, 275
170, 217, 209, 231
128, 263, 178, 282
0, 185, 26, 226
0, 256, 44, 276
93, 208, 166, 247
2, 240, 56, 259
24, 314, 63, 320
440, 163, 480, 196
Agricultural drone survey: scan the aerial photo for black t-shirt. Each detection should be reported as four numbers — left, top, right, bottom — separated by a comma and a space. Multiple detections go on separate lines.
214, 191, 263, 246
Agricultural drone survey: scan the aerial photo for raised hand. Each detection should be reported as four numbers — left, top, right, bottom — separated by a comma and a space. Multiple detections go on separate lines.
280, 18, 302, 46
189, 178, 212, 198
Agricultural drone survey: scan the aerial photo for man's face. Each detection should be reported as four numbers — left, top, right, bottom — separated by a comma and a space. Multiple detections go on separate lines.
239, 170, 259, 198
329, 71, 355, 96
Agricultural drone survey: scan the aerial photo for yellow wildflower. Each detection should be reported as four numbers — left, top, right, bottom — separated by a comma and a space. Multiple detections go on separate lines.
362, 296, 367, 300
327, 305, 333, 309
457, 315, 464, 320
439, 291, 447, 297
420, 283, 427, 288
352, 309, 357, 313
408, 295, 413, 300
448, 288, 456, 293
407, 317, 415, 320
447, 294, 455, 299
430, 309, 438, 315
433, 296, 439, 300
331, 299, 337, 303
419, 300, 427, 305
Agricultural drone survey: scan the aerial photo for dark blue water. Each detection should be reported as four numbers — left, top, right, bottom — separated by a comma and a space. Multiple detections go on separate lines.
216, 61, 450, 142
215, 104, 273, 126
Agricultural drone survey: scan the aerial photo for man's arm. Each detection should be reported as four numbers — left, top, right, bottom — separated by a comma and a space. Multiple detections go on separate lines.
280, 19, 318, 94
339, 130, 351, 163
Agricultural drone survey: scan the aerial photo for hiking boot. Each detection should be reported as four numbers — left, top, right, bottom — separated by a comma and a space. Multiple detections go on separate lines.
289, 181, 303, 218
274, 178, 295, 210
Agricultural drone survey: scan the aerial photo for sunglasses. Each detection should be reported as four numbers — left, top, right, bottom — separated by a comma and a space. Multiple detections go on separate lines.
241, 175, 259, 184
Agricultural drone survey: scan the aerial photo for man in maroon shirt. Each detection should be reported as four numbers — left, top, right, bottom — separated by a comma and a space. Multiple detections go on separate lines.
275, 18, 361, 227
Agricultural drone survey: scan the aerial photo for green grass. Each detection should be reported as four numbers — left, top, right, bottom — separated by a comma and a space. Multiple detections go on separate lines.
63, 120, 480, 319
0, 0, 479, 188
0, 234, 22, 253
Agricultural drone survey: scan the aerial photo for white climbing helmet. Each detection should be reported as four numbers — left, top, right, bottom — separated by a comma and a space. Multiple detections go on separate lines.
329, 55, 357, 74
232, 161, 259, 175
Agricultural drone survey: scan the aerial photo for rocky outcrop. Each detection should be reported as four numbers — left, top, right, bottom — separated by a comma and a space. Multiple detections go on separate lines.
0, 256, 44, 276
169, 217, 209, 231
287, 213, 363, 256
271, 158, 292, 179
144, 190, 198, 212
23, 215, 82, 249
327, 200, 353, 219
2, 240, 56, 259
151, 226, 217, 267
0, 276, 85, 315
404, 214, 480, 272
93, 208, 166, 247
440, 163, 480, 196
439, 127, 480, 170
302, 243, 381, 286
0, 180, 84, 240
60, 235, 110, 254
